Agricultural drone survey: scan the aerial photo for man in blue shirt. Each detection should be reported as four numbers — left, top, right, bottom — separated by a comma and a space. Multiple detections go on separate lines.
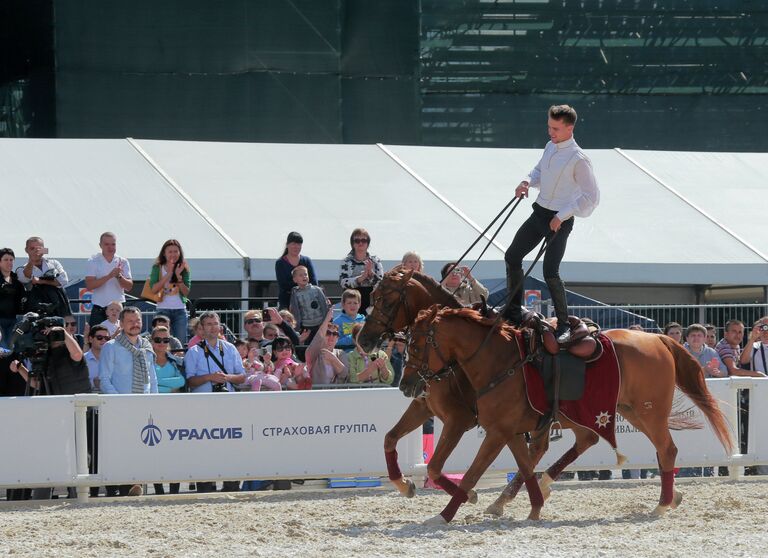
184, 311, 245, 493
99, 307, 158, 394
186, 311, 245, 393
98, 306, 156, 497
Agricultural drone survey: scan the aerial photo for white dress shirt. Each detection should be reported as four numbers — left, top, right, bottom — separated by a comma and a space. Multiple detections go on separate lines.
526, 136, 600, 221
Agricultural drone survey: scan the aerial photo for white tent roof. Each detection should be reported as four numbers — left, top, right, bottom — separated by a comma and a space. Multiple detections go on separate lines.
2, 138, 767, 285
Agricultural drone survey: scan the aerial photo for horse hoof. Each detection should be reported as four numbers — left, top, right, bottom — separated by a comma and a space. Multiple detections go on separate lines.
652, 505, 669, 517
467, 489, 478, 505
526, 509, 542, 521
424, 514, 448, 526
404, 479, 416, 498
670, 490, 683, 510
484, 502, 504, 517
390, 478, 416, 498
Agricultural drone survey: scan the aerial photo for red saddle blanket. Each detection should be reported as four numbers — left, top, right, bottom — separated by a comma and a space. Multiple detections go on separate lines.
520, 333, 621, 449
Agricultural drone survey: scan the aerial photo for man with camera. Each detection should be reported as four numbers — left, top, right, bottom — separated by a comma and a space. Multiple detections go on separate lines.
185, 311, 245, 492
186, 311, 245, 394
17, 237, 71, 317
7, 322, 90, 499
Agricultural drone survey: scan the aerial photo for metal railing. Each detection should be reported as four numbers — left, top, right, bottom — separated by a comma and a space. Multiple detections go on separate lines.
565, 303, 768, 335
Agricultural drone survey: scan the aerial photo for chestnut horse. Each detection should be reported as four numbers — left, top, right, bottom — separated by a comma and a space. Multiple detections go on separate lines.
359, 268, 532, 508
401, 306, 734, 524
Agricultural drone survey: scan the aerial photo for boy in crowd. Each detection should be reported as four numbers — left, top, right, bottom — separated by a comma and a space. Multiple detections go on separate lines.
333, 289, 366, 352
288, 265, 329, 345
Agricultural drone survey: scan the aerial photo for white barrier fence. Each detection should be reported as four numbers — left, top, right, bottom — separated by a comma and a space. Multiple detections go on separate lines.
1, 380, 766, 497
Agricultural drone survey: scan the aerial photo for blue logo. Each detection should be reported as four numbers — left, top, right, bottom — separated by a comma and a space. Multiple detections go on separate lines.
141, 415, 162, 447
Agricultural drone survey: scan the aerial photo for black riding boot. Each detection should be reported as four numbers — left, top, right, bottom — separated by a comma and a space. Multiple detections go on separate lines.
502, 267, 525, 325
546, 277, 572, 344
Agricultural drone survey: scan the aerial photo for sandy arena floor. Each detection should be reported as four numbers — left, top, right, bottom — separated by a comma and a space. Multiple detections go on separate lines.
1, 476, 766, 557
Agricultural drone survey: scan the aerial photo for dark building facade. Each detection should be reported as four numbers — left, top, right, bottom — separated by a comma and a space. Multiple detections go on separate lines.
2, 1, 767, 150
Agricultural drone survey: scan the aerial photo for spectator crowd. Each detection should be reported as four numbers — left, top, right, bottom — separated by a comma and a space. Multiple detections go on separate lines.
1, 229, 766, 497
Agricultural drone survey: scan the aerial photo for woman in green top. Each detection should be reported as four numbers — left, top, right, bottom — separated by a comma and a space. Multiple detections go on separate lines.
347, 323, 394, 385
149, 239, 191, 343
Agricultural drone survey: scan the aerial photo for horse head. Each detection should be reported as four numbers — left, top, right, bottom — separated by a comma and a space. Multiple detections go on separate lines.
359, 266, 463, 353
399, 304, 453, 399
400, 306, 522, 399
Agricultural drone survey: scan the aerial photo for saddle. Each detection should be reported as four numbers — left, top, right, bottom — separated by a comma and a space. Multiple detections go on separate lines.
522, 313, 603, 362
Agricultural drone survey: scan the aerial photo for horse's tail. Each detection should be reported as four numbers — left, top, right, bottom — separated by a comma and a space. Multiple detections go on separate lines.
658, 335, 734, 454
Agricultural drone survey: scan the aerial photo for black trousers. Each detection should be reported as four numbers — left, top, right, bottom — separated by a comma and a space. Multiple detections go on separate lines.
89, 305, 108, 327
505, 203, 574, 279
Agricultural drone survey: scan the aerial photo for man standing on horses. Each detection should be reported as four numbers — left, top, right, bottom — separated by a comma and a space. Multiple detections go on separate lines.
503, 105, 600, 343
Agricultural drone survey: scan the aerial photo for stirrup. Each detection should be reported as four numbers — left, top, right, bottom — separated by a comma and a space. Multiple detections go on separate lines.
549, 420, 563, 442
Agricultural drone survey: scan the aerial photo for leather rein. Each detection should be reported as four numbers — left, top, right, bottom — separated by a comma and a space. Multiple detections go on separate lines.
406, 320, 538, 400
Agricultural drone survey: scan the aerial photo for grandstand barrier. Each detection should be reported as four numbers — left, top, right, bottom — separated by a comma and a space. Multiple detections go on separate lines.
0, 380, 766, 501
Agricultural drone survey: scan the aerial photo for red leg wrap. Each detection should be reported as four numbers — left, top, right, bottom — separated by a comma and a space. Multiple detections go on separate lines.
525, 476, 544, 509
545, 447, 580, 481
385, 450, 402, 481
434, 474, 458, 496
659, 470, 675, 506
506, 474, 524, 498
439, 487, 469, 523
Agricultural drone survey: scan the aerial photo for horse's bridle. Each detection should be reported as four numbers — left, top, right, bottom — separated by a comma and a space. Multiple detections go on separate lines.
405, 319, 537, 399
365, 277, 414, 340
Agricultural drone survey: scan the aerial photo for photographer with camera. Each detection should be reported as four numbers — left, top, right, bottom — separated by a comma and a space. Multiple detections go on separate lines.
185, 311, 245, 394
185, 311, 245, 492
17, 237, 71, 318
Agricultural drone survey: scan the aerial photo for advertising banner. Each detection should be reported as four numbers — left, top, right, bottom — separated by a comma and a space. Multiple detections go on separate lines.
97, 389, 420, 484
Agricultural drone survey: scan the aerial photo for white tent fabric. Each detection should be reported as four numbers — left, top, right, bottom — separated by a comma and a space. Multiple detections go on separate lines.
1, 139, 244, 281
2, 138, 766, 286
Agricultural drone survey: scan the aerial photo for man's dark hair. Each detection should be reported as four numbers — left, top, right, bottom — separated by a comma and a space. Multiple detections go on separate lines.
725, 319, 744, 332
686, 323, 707, 337
199, 311, 220, 325
152, 314, 171, 327
88, 325, 108, 338
120, 306, 141, 321
548, 104, 578, 126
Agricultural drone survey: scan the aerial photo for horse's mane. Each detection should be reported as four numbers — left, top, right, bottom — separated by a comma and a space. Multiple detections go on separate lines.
414, 305, 517, 342
384, 266, 462, 309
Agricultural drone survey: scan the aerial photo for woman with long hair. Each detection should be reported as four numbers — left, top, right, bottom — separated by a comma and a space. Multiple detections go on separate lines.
275, 231, 317, 310
149, 239, 191, 343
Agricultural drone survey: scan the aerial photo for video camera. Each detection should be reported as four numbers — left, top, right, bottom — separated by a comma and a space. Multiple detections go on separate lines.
10, 303, 65, 374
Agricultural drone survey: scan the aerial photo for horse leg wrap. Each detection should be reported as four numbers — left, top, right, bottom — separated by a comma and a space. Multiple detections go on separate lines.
525, 476, 545, 509
545, 447, 580, 481
659, 470, 675, 506
385, 450, 402, 481
434, 474, 458, 496
439, 487, 469, 523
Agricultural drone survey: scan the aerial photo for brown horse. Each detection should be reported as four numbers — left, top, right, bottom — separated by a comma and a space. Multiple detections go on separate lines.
359, 268, 532, 507
401, 306, 734, 524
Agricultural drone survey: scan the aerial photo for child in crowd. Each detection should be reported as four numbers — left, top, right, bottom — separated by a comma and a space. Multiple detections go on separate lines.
272, 337, 311, 390
347, 323, 394, 385
289, 266, 329, 344
236, 339, 281, 391
333, 289, 366, 352
100, 301, 123, 337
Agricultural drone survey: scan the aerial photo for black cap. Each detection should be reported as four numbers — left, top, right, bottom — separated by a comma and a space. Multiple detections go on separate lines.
287, 231, 303, 244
